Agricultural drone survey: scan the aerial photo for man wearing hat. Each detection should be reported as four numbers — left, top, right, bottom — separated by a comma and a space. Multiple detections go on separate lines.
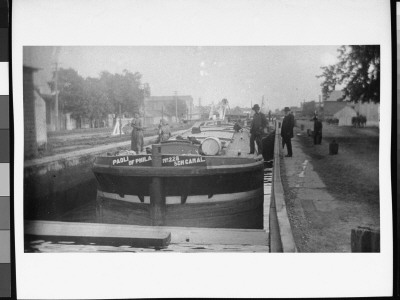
249, 104, 268, 154
311, 114, 323, 145
281, 107, 295, 157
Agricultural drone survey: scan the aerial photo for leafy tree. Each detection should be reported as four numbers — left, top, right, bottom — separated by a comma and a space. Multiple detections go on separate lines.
302, 101, 316, 117
317, 45, 380, 103
99, 70, 148, 116
49, 68, 150, 127
83, 77, 113, 123
48, 68, 86, 119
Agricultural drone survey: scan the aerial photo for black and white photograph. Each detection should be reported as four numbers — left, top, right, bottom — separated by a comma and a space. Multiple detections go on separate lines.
12, 0, 392, 298
22, 45, 380, 253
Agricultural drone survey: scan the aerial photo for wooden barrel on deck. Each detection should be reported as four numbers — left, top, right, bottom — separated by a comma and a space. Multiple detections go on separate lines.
201, 137, 222, 156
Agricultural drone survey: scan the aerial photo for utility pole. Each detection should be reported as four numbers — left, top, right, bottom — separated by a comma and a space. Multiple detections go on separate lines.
190, 100, 193, 121
119, 103, 122, 137
54, 62, 59, 131
142, 84, 146, 126
174, 91, 178, 123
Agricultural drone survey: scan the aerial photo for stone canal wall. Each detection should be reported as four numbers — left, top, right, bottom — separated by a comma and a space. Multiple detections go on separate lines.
269, 121, 297, 252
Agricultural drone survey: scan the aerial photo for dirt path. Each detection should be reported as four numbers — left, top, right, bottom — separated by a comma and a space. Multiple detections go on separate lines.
280, 120, 380, 252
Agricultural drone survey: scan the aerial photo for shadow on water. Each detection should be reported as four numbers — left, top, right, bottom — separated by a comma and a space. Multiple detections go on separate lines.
25, 178, 99, 222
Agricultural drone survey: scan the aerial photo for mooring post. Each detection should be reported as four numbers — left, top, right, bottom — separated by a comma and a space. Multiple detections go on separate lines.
150, 144, 166, 226
351, 226, 380, 252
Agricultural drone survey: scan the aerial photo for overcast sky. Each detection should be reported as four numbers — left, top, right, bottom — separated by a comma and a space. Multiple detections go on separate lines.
24, 46, 341, 111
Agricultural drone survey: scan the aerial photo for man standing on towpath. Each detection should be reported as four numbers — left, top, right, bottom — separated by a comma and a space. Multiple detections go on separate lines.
281, 107, 295, 157
249, 104, 268, 154
311, 114, 323, 145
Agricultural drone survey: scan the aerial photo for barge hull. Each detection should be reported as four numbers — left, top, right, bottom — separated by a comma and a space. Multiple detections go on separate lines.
97, 187, 264, 229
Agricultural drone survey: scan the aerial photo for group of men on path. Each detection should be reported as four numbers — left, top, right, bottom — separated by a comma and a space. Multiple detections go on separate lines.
250, 104, 324, 157
249, 104, 296, 158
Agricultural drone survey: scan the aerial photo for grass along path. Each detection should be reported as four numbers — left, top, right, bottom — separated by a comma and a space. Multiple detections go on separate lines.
281, 120, 379, 252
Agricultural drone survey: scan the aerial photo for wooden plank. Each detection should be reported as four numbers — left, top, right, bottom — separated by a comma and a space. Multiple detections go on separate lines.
152, 226, 269, 246
25, 221, 268, 247
159, 243, 269, 252
25, 220, 171, 248
27, 242, 269, 253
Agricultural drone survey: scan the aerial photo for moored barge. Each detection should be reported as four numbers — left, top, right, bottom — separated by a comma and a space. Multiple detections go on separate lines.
92, 121, 274, 229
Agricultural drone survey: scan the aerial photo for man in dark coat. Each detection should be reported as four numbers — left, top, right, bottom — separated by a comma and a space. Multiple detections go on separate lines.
249, 104, 268, 154
312, 115, 323, 145
281, 107, 295, 157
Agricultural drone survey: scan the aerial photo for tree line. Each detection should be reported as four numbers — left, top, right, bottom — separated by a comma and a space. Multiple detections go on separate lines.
48, 68, 150, 126
317, 45, 380, 103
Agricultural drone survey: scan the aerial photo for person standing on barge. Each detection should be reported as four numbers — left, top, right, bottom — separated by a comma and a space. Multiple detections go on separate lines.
158, 118, 171, 142
249, 104, 268, 154
131, 112, 144, 153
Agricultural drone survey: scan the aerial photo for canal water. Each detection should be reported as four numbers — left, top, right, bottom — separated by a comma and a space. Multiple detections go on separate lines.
25, 164, 272, 253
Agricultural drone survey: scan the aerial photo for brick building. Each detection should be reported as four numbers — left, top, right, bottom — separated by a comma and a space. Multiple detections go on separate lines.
144, 95, 194, 125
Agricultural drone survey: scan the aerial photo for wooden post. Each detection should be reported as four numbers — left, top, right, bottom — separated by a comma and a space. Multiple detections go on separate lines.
150, 144, 166, 226
351, 226, 380, 252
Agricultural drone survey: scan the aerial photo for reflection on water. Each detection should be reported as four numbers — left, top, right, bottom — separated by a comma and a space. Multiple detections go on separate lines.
25, 168, 272, 253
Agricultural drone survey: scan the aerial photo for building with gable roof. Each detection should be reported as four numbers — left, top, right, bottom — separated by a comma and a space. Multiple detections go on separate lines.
323, 90, 351, 118
323, 90, 379, 127
333, 106, 358, 126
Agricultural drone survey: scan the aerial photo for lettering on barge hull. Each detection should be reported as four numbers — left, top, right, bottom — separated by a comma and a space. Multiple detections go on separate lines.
109, 155, 207, 167
112, 155, 152, 166
162, 155, 207, 167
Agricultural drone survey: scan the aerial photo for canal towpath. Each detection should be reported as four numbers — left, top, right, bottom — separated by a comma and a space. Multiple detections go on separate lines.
279, 120, 380, 252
